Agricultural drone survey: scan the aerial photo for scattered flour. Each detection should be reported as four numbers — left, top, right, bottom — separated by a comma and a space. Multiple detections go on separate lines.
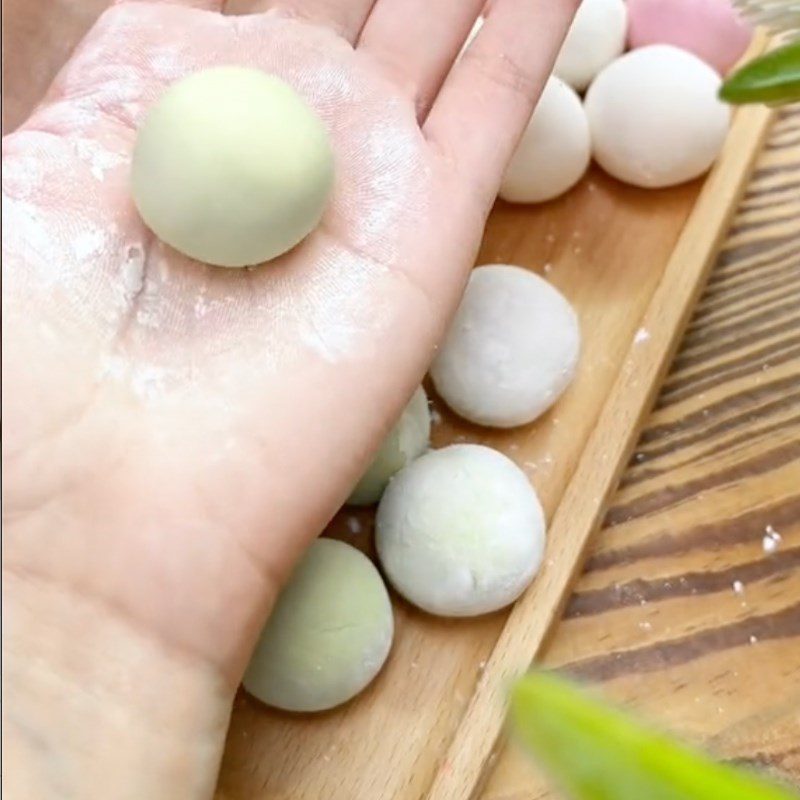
74, 138, 125, 181
72, 228, 107, 262
121, 244, 145, 299
634, 327, 651, 345
346, 516, 362, 535
763, 526, 782, 554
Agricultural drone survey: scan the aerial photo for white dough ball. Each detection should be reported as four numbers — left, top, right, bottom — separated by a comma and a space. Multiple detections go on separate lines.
243, 539, 393, 712
555, 0, 628, 91
347, 387, 431, 507
132, 66, 334, 268
585, 46, 731, 189
430, 265, 580, 429
376, 444, 546, 617
500, 76, 591, 204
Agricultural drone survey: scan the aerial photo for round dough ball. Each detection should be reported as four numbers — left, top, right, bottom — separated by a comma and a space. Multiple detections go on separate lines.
243, 539, 393, 712
628, 0, 752, 75
376, 444, 546, 617
347, 387, 431, 507
430, 265, 580, 429
554, 0, 628, 91
585, 46, 731, 189
132, 66, 334, 268
500, 76, 591, 204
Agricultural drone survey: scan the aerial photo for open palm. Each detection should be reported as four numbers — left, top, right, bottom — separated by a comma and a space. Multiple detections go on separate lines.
3, 0, 575, 796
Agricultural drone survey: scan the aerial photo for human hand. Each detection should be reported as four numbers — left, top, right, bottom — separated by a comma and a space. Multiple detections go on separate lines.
2, 0, 576, 796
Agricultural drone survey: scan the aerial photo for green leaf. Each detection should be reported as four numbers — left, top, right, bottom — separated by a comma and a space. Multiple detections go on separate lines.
720, 40, 800, 105
510, 671, 800, 800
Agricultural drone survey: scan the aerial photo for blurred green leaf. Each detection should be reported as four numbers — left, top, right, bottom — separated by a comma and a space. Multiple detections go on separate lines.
510, 671, 800, 800
720, 40, 800, 105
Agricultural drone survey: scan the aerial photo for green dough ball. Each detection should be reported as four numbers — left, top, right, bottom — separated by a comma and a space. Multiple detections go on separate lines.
347, 387, 431, 507
243, 539, 393, 713
131, 66, 334, 268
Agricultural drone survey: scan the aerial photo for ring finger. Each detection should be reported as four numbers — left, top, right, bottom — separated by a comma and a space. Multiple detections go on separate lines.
357, 0, 486, 119
224, 0, 378, 43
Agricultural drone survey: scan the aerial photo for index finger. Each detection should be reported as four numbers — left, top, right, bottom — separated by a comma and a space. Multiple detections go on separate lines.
423, 0, 579, 205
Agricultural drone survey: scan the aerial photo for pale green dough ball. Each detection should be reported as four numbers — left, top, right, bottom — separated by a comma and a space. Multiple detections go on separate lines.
243, 539, 393, 713
347, 387, 431, 507
376, 444, 546, 618
131, 66, 334, 268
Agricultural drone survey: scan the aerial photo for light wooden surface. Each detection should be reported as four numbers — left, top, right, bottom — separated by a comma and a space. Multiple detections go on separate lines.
216, 98, 775, 800
5, 5, 796, 797
480, 106, 800, 800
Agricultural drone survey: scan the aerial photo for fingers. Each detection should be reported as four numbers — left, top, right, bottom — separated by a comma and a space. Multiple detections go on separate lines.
224, 0, 377, 43
116, 0, 225, 9
357, 0, 485, 118
424, 0, 578, 203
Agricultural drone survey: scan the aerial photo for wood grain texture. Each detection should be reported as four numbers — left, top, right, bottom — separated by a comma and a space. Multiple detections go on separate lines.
216, 88, 774, 800
480, 106, 800, 800
424, 90, 775, 800
4, 4, 794, 798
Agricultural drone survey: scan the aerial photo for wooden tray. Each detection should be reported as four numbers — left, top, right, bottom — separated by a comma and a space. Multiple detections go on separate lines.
217, 92, 774, 800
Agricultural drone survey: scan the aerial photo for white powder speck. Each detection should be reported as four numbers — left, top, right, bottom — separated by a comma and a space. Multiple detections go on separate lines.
430, 408, 443, 426
634, 452, 646, 463
194, 295, 210, 319
75, 139, 125, 181
733, 580, 744, 595
763, 527, 782, 554
634, 328, 651, 345
346, 517, 362, 535
99, 357, 169, 402
543, 262, 553, 274
121, 244, 145, 298
130, 365, 168, 400
749, 635, 758, 645
72, 229, 106, 261
149, 48, 184, 82
638, 621, 652, 631
136, 306, 162, 330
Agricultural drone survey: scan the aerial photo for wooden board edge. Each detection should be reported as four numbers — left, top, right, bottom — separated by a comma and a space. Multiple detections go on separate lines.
423, 97, 776, 800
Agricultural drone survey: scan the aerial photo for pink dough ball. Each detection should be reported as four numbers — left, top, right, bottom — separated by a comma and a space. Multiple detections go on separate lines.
627, 0, 753, 75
